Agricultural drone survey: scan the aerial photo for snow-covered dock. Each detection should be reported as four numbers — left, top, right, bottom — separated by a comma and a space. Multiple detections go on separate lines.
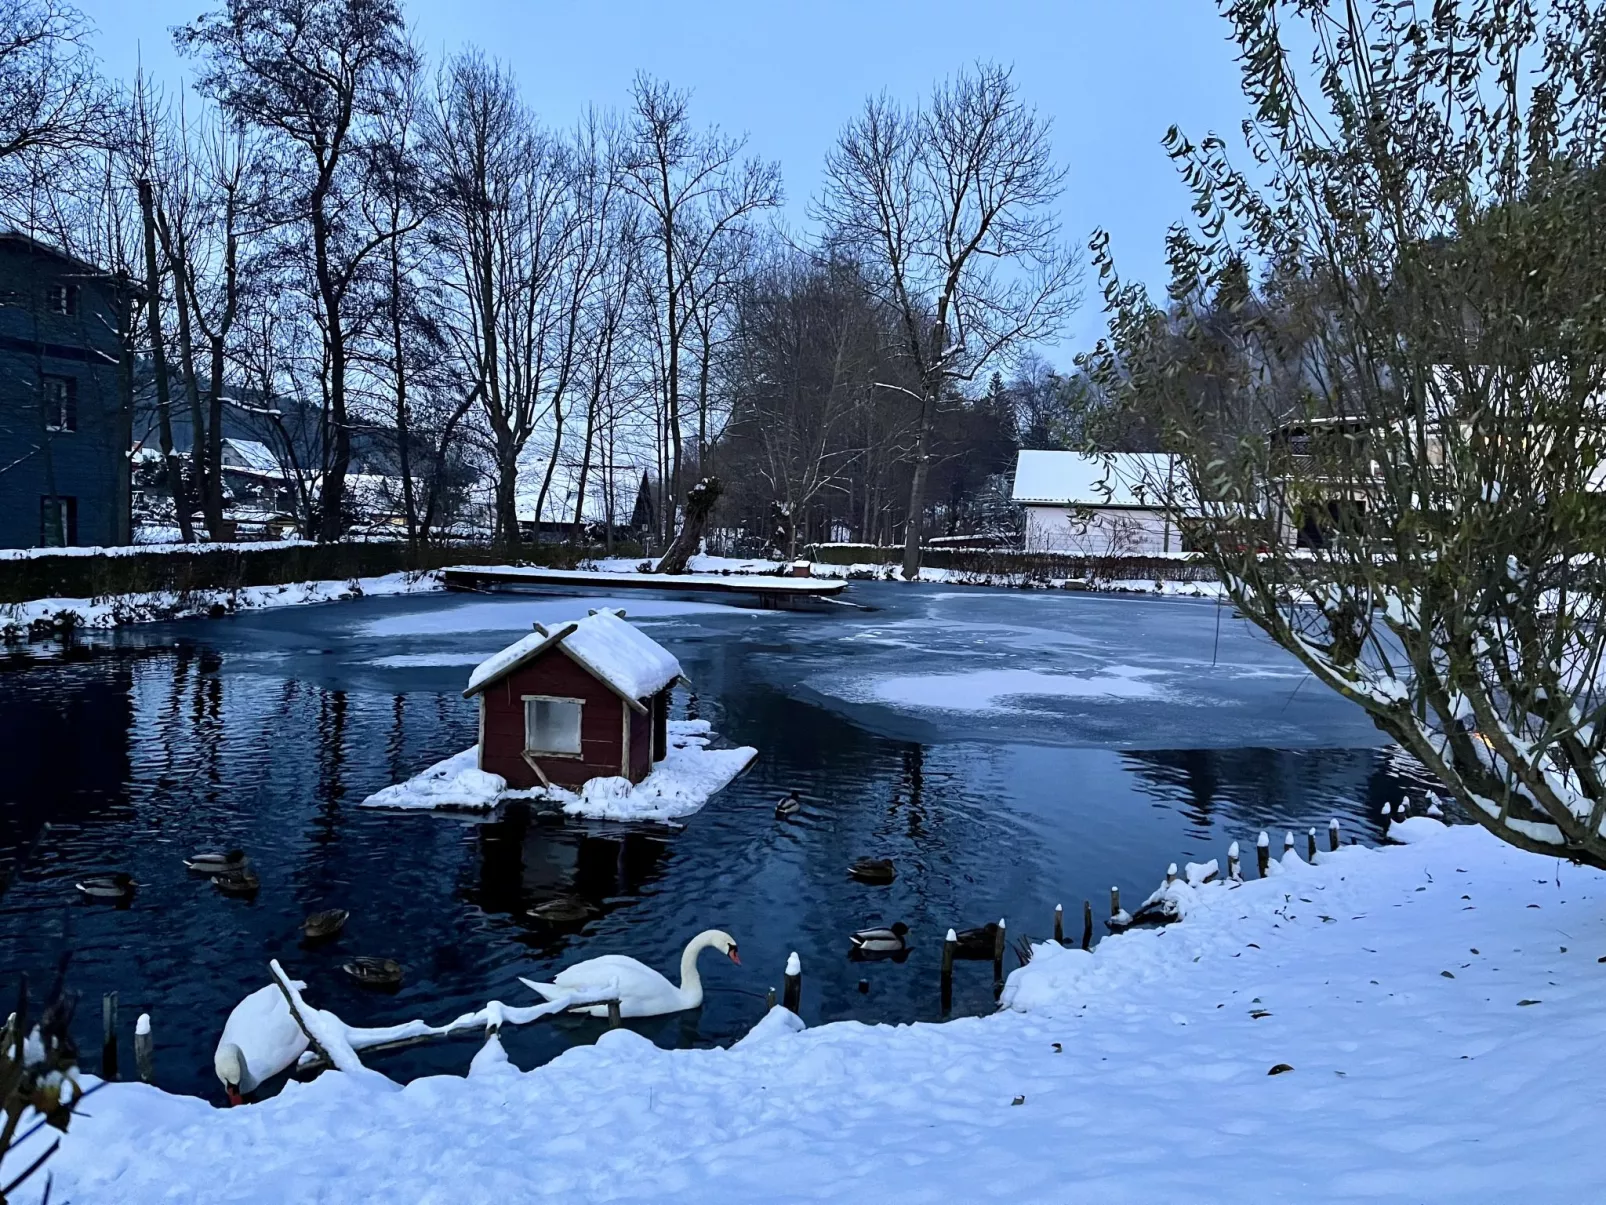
439, 564, 848, 607
25, 820, 1606, 1203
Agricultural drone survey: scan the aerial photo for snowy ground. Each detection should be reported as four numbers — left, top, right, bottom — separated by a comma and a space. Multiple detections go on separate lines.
585, 554, 1225, 598
23, 819, 1606, 1203
0, 570, 443, 633
360, 719, 757, 823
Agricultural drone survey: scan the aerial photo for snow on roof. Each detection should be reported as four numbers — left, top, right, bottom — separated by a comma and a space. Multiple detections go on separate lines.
221, 439, 282, 475
1011, 451, 1181, 508
465, 608, 682, 702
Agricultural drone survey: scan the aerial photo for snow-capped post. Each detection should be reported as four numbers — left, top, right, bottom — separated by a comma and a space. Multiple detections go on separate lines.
1081, 901, 1093, 950
1109, 886, 1120, 920
992, 918, 1007, 986
1283, 831, 1296, 860
606, 999, 622, 1029
101, 991, 118, 1080
782, 952, 802, 1014
765, 987, 776, 1010
1307, 828, 1318, 862
1329, 819, 1341, 852
1053, 903, 1064, 945
941, 929, 957, 1012
1228, 841, 1241, 882
134, 1012, 154, 1084
1166, 863, 1178, 886
1256, 832, 1270, 877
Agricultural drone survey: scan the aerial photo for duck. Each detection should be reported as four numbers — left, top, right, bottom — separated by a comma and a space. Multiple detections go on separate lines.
75, 872, 138, 901
519, 928, 739, 1019
343, 956, 404, 990
185, 849, 247, 875
527, 896, 597, 924
848, 858, 896, 885
213, 981, 310, 1105
302, 908, 349, 940
850, 922, 909, 954
774, 791, 802, 818
952, 922, 1002, 960
215, 867, 261, 897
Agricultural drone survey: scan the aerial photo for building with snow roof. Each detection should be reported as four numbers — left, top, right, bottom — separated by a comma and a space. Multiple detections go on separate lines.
1010, 450, 1192, 555
463, 608, 684, 791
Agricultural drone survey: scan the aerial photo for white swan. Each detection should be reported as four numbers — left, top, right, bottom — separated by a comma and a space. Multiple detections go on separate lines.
213, 981, 311, 1105
519, 929, 740, 1018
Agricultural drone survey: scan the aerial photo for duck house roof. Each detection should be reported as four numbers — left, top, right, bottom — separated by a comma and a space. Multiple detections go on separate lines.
464, 608, 683, 704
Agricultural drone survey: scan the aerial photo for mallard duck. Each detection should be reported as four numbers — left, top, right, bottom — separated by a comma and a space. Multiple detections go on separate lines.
303, 908, 349, 940
775, 791, 802, 818
343, 956, 404, 990
850, 922, 909, 953
952, 922, 1002, 960
75, 872, 138, 901
527, 896, 597, 924
848, 858, 896, 885
215, 867, 261, 897
184, 849, 247, 875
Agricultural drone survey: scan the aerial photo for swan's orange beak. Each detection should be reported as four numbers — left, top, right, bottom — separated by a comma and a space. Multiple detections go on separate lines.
728, 948, 741, 965
226, 1086, 242, 1107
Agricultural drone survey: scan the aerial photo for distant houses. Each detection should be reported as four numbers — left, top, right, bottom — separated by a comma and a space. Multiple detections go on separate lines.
1011, 450, 1192, 556
0, 232, 137, 549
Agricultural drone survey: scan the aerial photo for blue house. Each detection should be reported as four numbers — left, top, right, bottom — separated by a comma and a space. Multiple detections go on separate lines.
0, 232, 135, 548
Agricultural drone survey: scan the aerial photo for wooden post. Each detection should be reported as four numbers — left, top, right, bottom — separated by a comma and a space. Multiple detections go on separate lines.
101, 992, 118, 1081
1109, 886, 1120, 919
782, 952, 802, 1013
1081, 900, 1093, 950
765, 986, 776, 1010
1329, 818, 1341, 852
1307, 827, 1318, 861
1165, 862, 1178, 886
134, 1012, 154, 1084
941, 929, 956, 1013
1256, 831, 1270, 877
1053, 903, 1064, 945
858, 978, 870, 995
1227, 841, 1241, 881
992, 918, 1007, 985
606, 999, 622, 1029
1283, 831, 1295, 858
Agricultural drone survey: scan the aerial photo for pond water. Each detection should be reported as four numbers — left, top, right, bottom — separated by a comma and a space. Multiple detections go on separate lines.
0, 582, 1438, 1102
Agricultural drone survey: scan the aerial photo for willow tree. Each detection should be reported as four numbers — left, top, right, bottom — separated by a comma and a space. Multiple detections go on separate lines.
1090, 1, 1606, 865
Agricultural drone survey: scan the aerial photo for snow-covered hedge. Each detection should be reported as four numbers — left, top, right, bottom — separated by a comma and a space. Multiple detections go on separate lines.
806, 543, 1217, 581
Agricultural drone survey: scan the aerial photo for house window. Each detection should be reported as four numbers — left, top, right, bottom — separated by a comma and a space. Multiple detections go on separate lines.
47, 284, 78, 315
40, 496, 78, 546
524, 696, 583, 756
42, 375, 76, 432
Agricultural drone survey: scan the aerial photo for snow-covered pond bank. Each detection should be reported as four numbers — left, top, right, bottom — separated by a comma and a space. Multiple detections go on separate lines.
24, 820, 1605, 1203
0, 582, 1440, 1103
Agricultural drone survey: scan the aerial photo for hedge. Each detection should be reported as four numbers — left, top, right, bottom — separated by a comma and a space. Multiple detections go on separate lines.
805, 543, 1219, 582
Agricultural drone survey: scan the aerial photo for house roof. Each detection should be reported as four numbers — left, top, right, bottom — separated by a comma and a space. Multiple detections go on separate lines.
463, 608, 683, 706
1012, 451, 1183, 508
0, 230, 134, 287
221, 438, 282, 475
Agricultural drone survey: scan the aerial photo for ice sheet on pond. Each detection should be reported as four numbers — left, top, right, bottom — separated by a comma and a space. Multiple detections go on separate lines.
360, 596, 751, 638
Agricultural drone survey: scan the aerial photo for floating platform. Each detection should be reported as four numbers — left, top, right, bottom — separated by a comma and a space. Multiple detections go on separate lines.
439, 564, 849, 608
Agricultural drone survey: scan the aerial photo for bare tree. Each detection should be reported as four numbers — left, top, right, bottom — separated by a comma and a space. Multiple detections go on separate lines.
177, 0, 416, 541
819, 62, 1080, 579
619, 75, 780, 554
1092, 1, 1606, 868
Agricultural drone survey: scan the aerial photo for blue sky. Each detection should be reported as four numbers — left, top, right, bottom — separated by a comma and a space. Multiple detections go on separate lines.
82, 1, 1250, 366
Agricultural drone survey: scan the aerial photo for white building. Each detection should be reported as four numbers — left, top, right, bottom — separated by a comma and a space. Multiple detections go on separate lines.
1011, 450, 1190, 555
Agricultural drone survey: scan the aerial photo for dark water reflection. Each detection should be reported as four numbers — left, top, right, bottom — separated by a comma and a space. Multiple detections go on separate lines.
0, 584, 1438, 1101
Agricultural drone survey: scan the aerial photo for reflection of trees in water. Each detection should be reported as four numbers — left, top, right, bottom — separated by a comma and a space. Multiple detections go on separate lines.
1121, 746, 1442, 840
468, 805, 670, 920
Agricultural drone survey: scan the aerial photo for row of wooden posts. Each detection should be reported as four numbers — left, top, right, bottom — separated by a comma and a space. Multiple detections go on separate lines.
758, 819, 1347, 1021
96, 821, 1348, 1083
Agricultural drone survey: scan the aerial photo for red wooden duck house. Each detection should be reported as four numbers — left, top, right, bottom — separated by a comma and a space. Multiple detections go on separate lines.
464, 608, 683, 790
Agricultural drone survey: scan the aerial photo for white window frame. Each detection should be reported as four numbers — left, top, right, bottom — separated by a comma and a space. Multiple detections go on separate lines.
42, 374, 75, 433
521, 694, 585, 758
47, 283, 77, 315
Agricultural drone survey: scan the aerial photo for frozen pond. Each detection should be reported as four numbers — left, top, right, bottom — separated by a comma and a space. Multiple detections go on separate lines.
0, 582, 1436, 1100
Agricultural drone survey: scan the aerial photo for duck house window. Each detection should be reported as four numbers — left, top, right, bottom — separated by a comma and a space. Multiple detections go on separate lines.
523, 696, 583, 757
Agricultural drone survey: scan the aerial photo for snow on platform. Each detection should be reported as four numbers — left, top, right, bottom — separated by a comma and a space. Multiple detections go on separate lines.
440, 563, 847, 598
359, 721, 755, 823
25, 821, 1606, 1203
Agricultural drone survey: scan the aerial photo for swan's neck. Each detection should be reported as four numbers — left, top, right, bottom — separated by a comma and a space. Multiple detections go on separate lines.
677, 930, 724, 1003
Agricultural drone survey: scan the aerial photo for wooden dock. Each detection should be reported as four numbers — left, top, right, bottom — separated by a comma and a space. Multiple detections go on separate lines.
438, 564, 850, 608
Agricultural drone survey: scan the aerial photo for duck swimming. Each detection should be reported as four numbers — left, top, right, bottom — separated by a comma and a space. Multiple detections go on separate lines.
343, 956, 404, 990
215, 867, 261, 897
528, 896, 597, 924
848, 858, 896, 885
775, 791, 802, 818
850, 922, 909, 954
185, 849, 247, 875
75, 872, 138, 901
302, 908, 349, 940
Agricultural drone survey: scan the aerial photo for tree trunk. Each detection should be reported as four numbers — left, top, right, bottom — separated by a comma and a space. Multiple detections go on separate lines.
901, 393, 935, 579
137, 179, 194, 544
313, 184, 350, 542
655, 476, 722, 574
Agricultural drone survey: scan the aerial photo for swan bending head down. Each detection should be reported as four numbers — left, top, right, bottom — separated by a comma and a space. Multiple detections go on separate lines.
214, 1042, 247, 1106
